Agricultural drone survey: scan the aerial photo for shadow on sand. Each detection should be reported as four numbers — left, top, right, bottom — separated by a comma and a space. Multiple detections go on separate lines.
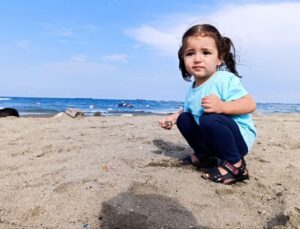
99, 190, 208, 229
151, 138, 191, 159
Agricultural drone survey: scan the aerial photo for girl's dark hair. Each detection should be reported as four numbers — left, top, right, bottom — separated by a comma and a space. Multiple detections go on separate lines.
178, 24, 239, 80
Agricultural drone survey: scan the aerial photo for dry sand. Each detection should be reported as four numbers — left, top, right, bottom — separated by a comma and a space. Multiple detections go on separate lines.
0, 113, 299, 229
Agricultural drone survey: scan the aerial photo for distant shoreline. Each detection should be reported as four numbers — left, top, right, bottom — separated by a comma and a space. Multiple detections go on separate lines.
13, 112, 300, 119
19, 112, 172, 118
1, 97, 299, 116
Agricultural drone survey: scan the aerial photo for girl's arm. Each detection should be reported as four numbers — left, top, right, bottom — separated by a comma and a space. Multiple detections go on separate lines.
158, 108, 183, 130
201, 94, 256, 115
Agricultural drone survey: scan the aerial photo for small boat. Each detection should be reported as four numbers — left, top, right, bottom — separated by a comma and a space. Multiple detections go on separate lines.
117, 101, 134, 108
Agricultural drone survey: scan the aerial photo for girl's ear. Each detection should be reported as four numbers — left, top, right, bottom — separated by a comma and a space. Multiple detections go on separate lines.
216, 59, 225, 71
217, 58, 222, 67
218, 54, 224, 66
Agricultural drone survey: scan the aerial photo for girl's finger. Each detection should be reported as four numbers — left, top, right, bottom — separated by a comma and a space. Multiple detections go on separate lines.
158, 120, 167, 126
203, 108, 213, 113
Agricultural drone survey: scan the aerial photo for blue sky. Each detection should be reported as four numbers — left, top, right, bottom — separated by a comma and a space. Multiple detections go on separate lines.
0, 0, 299, 103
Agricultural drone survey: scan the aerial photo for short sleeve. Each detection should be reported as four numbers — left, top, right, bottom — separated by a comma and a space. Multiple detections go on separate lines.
183, 86, 191, 112
219, 73, 248, 101
183, 100, 188, 112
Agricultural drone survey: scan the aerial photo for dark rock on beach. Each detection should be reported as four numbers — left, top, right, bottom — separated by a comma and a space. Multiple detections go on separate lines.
0, 108, 19, 117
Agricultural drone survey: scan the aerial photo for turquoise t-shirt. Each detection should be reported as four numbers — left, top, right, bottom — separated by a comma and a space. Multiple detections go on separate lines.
183, 70, 256, 150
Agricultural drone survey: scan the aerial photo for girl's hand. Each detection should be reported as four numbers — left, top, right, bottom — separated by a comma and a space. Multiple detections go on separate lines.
158, 117, 175, 130
158, 109, 182, 130
158, 116, 176, 130
201, 94, 225, 113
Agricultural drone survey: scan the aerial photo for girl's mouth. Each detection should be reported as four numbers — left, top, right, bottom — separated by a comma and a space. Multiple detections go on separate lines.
193, 66, 204, 70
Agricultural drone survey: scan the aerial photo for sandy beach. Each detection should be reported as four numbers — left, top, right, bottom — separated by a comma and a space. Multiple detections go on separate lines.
0, 113, 299, 229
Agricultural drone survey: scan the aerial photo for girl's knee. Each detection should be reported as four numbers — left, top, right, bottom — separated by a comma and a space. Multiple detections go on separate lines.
177, 112, 196, 132
200, 114, 221, 129
177, 112, 193, 125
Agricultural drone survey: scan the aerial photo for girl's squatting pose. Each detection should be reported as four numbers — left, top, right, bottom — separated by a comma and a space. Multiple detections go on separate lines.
159, 24, 256, 185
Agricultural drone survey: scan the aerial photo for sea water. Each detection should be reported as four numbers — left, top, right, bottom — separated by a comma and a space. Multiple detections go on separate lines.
0, 96, 299, 116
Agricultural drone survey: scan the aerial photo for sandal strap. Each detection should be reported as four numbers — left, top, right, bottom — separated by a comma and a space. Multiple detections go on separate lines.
220, 159, 246, 178
203, 158, 249, 184
204, 167, 224, 183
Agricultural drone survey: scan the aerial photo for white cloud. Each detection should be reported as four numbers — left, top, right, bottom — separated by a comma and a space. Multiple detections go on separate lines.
16, 40, 31, 49
127, 2, 300, 55
38, 55, 118, 77
102, 54, 129, 63
126, 2, 300, 102
59, 31, 74, 37
126, 25, 182, 55
210, 3, 300, 48
41, 24, 75, 37
84, 24, 99, 33
42, 23, 99, 41
70, 54, 88, 62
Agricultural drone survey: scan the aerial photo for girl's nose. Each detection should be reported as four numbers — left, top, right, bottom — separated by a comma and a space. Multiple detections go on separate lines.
194, 53, 202, 62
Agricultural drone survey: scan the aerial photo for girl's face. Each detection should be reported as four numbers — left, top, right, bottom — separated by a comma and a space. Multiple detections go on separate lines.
183, 35, 221, 87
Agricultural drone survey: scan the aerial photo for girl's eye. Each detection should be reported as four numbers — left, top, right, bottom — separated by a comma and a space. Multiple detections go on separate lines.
203, 51, 211, 55
185, 52, 194, 56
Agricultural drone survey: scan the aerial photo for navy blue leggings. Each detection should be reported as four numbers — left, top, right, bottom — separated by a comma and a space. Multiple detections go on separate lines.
176, 112, 248, 164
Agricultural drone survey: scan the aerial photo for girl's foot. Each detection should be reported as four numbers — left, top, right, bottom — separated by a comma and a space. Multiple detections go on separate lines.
181, 154, 199, 165
180, 154, 218, 169
202, 158, 249, 184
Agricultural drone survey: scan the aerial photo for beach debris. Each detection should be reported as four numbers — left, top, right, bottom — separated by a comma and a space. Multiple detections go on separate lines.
121, 114, 133, 117
258, 158, 271, 163
286, 163, 296, 169
257, 210, 266, 215
276, 191, 283, 197
81, 223, 90, 229
36, 152, 47, 158
53, 112, 68, 118
146, 159, 181, 168
101, 164, 108, 172
93, 112, 102, 116
151, 150, 163, 154
215, 188, 234, 196
65, 108, 84, 118
0, 107, 19, 117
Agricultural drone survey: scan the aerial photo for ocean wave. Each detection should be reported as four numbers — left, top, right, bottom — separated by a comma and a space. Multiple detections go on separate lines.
1, 97, 299, 116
